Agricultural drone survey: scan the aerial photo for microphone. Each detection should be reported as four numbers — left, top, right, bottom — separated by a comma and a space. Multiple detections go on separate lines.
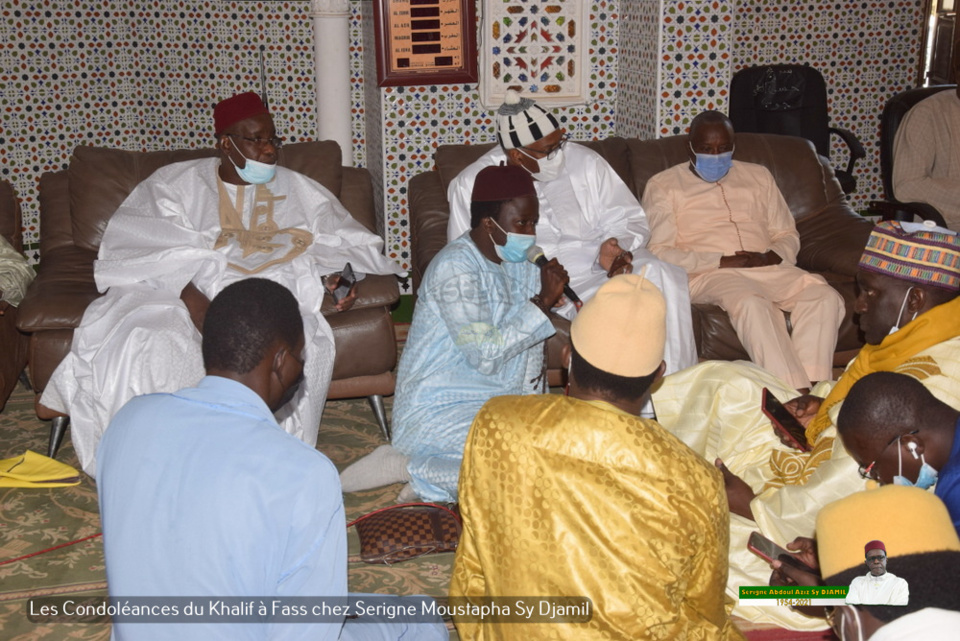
526, 245, 583, 310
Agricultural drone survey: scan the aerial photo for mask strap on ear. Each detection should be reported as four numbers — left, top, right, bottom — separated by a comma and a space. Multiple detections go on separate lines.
894, 286, 915, 331
897, 433, 905, 476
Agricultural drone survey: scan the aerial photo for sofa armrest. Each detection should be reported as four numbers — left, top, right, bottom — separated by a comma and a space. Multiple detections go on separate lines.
319, 274, 400, 315
339, 166, 379, 235
409, 170, 451, 294
868, 200, 947, 228
795, 205, 874, 277
17, 246, 101, 332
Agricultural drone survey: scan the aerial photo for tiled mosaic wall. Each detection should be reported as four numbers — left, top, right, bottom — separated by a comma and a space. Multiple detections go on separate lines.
368, 0, 622, 272
0, 0, 929, 269
617, 1, 660, 139
732, 0, 927, 210
658, 0, 735, 136
618, 0, 736, 140
0, 0, 343, 262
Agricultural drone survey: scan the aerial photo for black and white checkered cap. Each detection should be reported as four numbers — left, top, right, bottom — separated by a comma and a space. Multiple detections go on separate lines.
496, 90, 560, 149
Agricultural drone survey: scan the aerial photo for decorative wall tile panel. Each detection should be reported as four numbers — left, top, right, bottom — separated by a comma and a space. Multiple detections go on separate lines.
481, 0, 591, 107
617, 0, 661, 139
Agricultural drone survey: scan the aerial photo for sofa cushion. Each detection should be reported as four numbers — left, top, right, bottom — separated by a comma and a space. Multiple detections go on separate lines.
16, 246, 100, 331
276, 140, 343, 200
67, 141, 344, 252
435, 143, 496, 193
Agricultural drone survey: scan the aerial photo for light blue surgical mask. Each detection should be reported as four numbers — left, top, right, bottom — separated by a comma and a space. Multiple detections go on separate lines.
690, 144, 734, 183
489, 219, 535, 263
228, 145, 277, 184
892, 437, 939, 490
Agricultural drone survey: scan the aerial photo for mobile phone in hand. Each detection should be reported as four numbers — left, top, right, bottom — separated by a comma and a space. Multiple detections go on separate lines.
331, 262, 356, 304
747, 531, 816, 574
761, 387, 811, 452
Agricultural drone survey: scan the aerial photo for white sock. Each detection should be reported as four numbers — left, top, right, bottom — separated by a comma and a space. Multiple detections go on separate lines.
339, 444, 412, 492
395, 484, 419, 503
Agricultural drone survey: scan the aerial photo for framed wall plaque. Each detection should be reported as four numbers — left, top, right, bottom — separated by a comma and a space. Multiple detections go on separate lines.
373, 0, 478, 87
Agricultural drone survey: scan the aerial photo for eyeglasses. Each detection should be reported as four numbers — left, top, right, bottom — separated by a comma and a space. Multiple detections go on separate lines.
859, 429, 919, 480
866, 553, 886, 562
521, 134, 569, 161
224, 133, 284, 149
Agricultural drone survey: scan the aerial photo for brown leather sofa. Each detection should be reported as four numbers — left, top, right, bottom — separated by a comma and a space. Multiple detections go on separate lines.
17, 141, 400, 456
408, 133, 874, 382
0, 180, 29, 410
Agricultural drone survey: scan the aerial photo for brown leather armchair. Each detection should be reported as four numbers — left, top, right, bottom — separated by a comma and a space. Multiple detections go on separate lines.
0, 180, 29, 410
17, 141, 400, 456
409, 133, 873, 383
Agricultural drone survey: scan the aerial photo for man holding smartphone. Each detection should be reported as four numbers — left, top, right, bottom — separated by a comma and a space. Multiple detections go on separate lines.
651, 220, 960, 630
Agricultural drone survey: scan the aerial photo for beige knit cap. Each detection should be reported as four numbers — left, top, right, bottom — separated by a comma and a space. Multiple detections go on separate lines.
817, 485, 960, 579
570, 271, 666, 377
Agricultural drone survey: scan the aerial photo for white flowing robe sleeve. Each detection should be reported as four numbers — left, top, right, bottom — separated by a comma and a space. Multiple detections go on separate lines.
572, 148, 650, 254
95, 163, 404, 302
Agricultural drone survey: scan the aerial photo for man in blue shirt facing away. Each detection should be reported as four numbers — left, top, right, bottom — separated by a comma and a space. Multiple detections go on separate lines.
97, 278, 446, 640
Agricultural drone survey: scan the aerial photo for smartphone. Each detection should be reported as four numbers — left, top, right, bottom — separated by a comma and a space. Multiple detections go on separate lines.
747, 531, 816, 574
761, 387, 811, 452
331, 262, 356, 304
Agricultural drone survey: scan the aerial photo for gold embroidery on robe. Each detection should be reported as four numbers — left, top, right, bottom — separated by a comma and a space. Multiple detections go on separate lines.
765, 355, 944, 490
214, 179, 313, 274
894, 356, 942, 381
766, 435, 836, 489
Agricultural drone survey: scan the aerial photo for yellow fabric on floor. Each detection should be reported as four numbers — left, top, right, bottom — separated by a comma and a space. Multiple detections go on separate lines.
0, 450, 81, 487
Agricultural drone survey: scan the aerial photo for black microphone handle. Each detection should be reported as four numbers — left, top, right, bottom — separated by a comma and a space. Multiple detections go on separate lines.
533, 254, 582, 306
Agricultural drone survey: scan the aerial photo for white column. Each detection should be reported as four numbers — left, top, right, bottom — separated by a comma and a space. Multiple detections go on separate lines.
311, 0, 353, 166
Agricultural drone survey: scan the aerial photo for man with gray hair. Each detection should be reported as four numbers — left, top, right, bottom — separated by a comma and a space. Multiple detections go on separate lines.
447, 90, 697, 376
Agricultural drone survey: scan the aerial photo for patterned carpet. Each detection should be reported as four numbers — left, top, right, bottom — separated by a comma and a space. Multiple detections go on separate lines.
0, 344, 831, 640
0, 380, 457, 640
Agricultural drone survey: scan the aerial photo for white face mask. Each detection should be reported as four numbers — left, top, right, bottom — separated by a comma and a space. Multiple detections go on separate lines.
518, 147, 566, 182
887, 286, 917, 336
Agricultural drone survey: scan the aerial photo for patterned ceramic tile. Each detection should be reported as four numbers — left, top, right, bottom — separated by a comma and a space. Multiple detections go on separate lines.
481, 0, 591, 107
0, 0, 930, 270
658, 0, 735, 136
